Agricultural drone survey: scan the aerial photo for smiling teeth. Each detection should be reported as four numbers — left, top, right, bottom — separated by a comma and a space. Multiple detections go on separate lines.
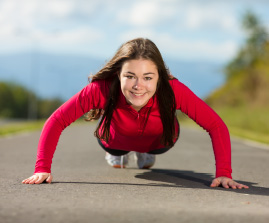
133, 93, 144, 96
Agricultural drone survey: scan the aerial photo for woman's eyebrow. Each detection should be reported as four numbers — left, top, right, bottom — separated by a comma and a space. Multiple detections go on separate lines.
143, 72, 155, 75
125, 71, 155, 75
125, 71, 135, 75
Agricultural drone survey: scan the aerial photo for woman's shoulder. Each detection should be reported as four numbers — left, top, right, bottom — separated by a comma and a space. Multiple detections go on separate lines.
91, 79, 111, 87
168, 77, 194, 96
89, 79, 111, 92
169, 78, 185, 89
79, 79, 111, 100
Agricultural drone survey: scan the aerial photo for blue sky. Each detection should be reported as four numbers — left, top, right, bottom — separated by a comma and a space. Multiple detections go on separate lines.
1, 0, 269, 63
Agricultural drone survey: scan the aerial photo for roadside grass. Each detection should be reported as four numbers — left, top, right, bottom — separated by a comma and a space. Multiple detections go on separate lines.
214, 106, 269, 145
1, 108, 268, 146
177, 106, 269, 145
0, 120, 45, 136
0, 118, 92, 137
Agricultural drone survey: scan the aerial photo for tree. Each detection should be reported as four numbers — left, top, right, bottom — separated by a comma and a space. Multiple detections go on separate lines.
206, 11, 269, 107
226, 11, 268, 76
0, 82, 30, 118
224, 11, 269, 100
0, 81, 63, 119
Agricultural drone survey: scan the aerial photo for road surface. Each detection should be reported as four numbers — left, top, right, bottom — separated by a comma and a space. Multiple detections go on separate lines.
0, 122, 269, 223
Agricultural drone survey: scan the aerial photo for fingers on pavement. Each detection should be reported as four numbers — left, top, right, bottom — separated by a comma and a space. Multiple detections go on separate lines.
210, 179, 221, 187
46, 174, 53, 183
22, 174, 51, 184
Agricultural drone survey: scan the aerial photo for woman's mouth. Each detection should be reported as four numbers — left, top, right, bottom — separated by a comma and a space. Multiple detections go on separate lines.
131, 92, 145, 97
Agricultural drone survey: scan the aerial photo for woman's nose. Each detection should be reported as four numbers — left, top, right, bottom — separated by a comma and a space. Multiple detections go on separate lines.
133, 78, 142, 90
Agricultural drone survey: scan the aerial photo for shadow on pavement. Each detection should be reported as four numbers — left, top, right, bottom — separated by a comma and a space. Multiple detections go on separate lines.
135, 168, 269, 196
53, 168, 269, 196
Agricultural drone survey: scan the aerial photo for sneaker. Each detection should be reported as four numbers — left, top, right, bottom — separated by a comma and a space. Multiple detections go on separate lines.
105, 153, 129, 168
134, 152, 155, 169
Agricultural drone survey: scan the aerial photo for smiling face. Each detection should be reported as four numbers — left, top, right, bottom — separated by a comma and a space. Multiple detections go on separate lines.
119, 59, 159, 111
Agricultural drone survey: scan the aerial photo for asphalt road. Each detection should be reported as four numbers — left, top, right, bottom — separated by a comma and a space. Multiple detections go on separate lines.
1, 122, 269, 223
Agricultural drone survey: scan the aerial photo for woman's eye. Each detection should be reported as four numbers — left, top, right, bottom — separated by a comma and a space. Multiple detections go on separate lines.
126, 76, 134, 79
145, 77, 152, 80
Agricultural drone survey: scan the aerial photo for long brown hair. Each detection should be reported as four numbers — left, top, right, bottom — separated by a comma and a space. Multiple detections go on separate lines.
85, 38, 176, 147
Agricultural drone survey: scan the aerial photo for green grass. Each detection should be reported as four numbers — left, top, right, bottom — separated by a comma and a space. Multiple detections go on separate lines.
1, 108, 269, 146
178, 106, 269, 145
0, 120, 46, 136
0, 118, 95, 137
214, 106, 269, 145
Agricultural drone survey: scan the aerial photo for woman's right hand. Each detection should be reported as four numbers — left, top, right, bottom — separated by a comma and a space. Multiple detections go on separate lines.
22, 173, 53, 184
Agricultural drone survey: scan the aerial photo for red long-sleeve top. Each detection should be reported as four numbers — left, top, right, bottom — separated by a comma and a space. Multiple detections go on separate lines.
34, 78, 232, 178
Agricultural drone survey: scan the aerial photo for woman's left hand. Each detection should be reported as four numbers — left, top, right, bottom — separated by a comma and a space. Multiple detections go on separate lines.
210, 177, 249, 189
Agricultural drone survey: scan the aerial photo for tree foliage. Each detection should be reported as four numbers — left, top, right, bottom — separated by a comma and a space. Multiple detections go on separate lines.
0, 82, 63, 119
206, 11, 269, 107
226, 11, 268, 79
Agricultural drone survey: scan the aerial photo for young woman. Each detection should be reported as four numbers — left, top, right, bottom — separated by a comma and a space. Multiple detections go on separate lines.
22, 38, 248, 189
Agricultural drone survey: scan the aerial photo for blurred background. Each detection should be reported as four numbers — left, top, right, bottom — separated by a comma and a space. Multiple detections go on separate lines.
0, 0, 268, 143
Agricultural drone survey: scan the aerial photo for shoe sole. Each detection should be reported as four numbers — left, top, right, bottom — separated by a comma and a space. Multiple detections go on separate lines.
141, 165, 153, 169
112, 165, 126, 168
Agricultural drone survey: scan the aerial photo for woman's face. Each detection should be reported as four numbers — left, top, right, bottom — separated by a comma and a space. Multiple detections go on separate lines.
119, 59, 159, 111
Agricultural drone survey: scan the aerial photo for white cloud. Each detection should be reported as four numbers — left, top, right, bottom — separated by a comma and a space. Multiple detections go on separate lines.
0, 26, 104, 54
129, 1, 160, 26
0, 0, 104, 53
46, 1, 74, 18
119, 30, 238, 61
119, 29, 155, 42
165, 38, 238, 61
37, 27, 104, 48
0, 0, 268, 61
0, 0, 99, 31
181, 3, 239, 33
115, 0, 243, 37
161, 35, 238, 61
117, 0, 176, 27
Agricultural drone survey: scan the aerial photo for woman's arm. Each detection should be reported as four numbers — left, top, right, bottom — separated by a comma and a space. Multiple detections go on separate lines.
170, 79, 232, 178
171, 79, 249, 188
22, 80, 108, 184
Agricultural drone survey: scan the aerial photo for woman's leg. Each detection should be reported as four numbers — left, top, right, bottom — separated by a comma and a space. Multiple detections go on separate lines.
139, 118, 180, 167
147, 147, 171, 155
97, 139, 129, 168
135, 147, 170, 169
97, 139, 129, 156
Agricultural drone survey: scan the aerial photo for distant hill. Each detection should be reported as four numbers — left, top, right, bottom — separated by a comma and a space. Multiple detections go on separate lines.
0, 52, 225, 101
205, 53, 269, 108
